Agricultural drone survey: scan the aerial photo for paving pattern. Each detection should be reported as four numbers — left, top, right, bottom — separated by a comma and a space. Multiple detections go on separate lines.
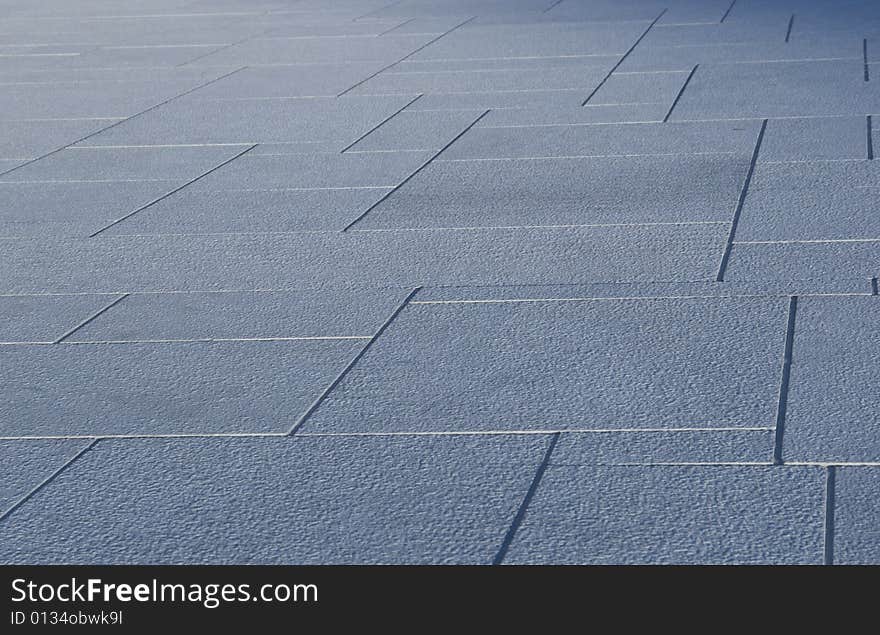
1, 0, 878, 565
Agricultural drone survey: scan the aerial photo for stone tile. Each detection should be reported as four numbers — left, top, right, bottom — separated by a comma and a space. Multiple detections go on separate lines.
785, 296, 880, 462
760, 116, 870, 162
356, 154, 748, 228
68, 287, 411, 341
588, 70, 693, 106
480, 103, 668, 126
346, 109, 485, 151
0, 434, 550, 563
504, 465, 825, 564
0, 339, 363, 436
0, 119, 121, 161
301, 296, 788, 433
0, 293, 121, 343
834, 467, 880, 564
725, 241, 880, 282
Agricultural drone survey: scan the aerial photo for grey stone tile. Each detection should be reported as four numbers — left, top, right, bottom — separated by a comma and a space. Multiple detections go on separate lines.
480, 103, 668, 126
301, 296, 788, 433
588, 70, 693, 106
346, 109, 485, 151
0, 294, 121, 343
0, 146, 247, 183
0, 439, 92, 514
350, 65, 610, 95
100, 186, 392, 235
0, 339, 363, 436
443, 120, 760, 159
760, 116, 870, 162
785, 296, 880, 462
407, 89, 587, 110
76, 95, 418, 145
551, 430, 775, 465
724, 241, 880, 282
0, 180, 182, 237
68, 287, 411, 341
395, 55, 620, 72
667, 60, 870, 120
0, 225, 728, 294
504, 465, 825, 564
0, 434, 550, 563
834, 467, 880, 564
357, 154, 748, 228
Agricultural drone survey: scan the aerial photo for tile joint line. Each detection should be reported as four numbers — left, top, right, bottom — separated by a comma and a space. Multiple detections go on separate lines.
0, 439, 98, 524
867, 115, 874, 160
715, 118, 767, 281
784, 14, 795, 43
493, 432, 560, 565
720, 0, 737, 23
663, 64, 698, 122
340, 93, 423, 153
773, 295, 798, 466
53, 294, 130, 344
286, 286, 422, 436
342, 109, 491, 231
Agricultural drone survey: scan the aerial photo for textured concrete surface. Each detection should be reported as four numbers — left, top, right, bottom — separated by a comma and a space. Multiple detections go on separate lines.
1, 0, 878, 565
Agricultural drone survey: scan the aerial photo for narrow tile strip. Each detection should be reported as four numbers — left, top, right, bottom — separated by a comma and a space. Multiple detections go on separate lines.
824, 466, 836, 565
342, 110, 490, 231
88, 144, 257, 237
286, 287, 421, 435
0, 439, 98, 523
773, 296, 798, 466
493, 433, 560, 565
53, 294, 129, 343
581, 9, 667, 106
716, 118, 767, 281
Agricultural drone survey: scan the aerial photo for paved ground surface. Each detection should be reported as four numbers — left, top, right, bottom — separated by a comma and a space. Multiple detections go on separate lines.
1, 0, 878, 565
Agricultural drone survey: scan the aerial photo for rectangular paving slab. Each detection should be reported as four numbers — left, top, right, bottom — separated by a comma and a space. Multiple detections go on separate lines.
0, 434, 550, 564
0, 293, 122, 343
833, 467, 880, 564
301, 296, 788, 433
0, 439, 92, 516
503, 465, 826, 564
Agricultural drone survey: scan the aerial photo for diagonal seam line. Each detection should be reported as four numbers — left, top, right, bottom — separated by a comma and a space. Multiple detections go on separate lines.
864, 39, 870, 82
715, 118, 767, 281
88, 144, 257, 237
0, 439, 98, 524
868, 115, 874, 160
663, 64, 698, 122
0, 66, 248, 179
580, 9, 667, 106
785, 14, 795, 42
340, 93, 423, 152
286, 287, 421, 436
337, 16, 477, 96
493, 432, 560, 565
773, 296, 798, 466
342, 109, 490, 231
720, 0, 737, 22
53, 293, 129, 343
824, 466, 836, 565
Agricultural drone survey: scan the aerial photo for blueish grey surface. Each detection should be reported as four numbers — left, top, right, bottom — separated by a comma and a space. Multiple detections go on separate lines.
2, 0, 879, 565
834, 468, 880, 564
0, 435, 550, 564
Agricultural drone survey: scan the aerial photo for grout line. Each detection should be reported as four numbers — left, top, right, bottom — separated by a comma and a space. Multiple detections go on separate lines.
53, 294, 129, 343
337, 16, 477, 96
286, 287, 421, 436
0, 439, 98, 524
785, 14, 795, 43
871, 277, 879, 295
493, 432, 560, 565
542, 0, 565, 13
377, 17, 415, 36
716, 118, 767, 281
0, 66, 248, 179
663, 64, 698, 122
340, 94, 423, 152
581, 9, 667, 106
342, 109, 490, 231
412, 292, 869, 305
437, 150, 740, 162
735, 237, 880, 245
1, 336, 372, 347
88, 144, 257, 237
823, 466, 836, 565
773, 296, 798, 466
353, 221, 726, 232
353, 0, 405, 21
868, 115, 874, 160
865, 39, 870, 82
720, 0, 736, 22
